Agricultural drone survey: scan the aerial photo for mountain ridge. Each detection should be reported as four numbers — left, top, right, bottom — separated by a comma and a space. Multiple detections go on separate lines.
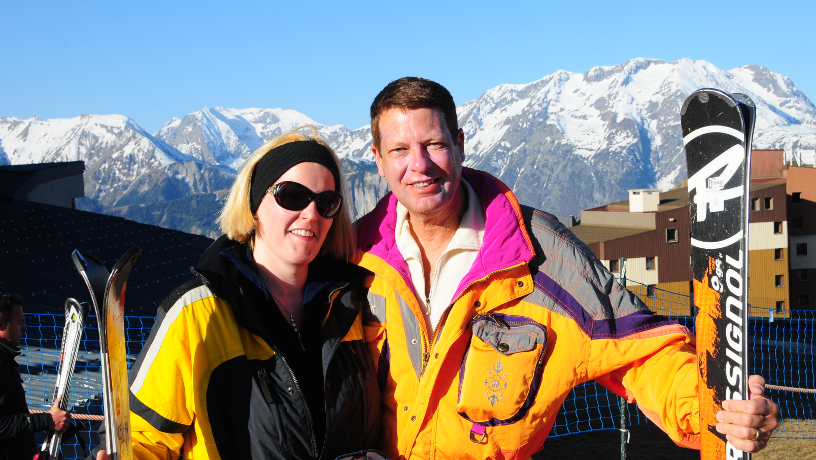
2, 58, 814, 234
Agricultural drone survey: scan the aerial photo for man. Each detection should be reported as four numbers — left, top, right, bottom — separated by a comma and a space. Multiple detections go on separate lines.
354, 77, 779, 459
0, 292, 71, 460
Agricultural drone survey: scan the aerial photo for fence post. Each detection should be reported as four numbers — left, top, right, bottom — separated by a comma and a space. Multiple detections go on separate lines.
618, 257, 628, 460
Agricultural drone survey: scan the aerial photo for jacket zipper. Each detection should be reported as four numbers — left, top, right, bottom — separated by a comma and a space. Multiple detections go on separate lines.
421, 263, 526, 372
468, 313, 502, 327
274, 348, 318, 457
256, 365, 276, 404
347, 343, 371, 380
275, 283, 354, 460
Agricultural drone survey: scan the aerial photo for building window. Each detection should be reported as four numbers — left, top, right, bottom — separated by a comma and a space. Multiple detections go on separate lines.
774, 248, 784, 261
798, 270, 809, 282
666, 228, 678, 243
792, 192, 801, 203
764, 197, 773, 210
791, 217, 803, 229
797, 243, 808, 256
776, 301, 785, 312
646, 257, 656, 270
610, 259, 619, 272
775, 275, 784, 287
646, 285, 656, 298
774, 222, 783, 234
751, 198, 759, 211
799, 295, 810, 307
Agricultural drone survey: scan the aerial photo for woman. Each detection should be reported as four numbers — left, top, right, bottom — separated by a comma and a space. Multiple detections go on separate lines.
103, 127, 381, 459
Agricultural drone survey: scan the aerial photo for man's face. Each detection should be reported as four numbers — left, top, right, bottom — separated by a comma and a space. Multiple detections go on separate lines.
0, 304, 26, 348
373, 107, 465, 220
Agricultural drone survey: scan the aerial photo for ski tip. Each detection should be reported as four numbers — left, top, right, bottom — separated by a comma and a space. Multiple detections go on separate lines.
71, 249, 87, 272
71, 249, 106, 272
113, 246, 142, 271
681, 88, 737, 116
64, 297, 90, 320
731, 92, 756, 108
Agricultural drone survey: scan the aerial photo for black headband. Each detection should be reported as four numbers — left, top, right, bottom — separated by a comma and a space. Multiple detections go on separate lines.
249, 140, 341, 214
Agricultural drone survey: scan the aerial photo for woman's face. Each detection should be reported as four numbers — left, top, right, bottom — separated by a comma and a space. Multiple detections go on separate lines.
254, 161, 336, 269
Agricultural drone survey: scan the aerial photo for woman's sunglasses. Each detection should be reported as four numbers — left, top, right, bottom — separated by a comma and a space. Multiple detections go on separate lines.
268, 181, 343, 218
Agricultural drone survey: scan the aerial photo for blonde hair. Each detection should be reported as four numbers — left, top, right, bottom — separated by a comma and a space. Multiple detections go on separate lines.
218, 126, 355, 261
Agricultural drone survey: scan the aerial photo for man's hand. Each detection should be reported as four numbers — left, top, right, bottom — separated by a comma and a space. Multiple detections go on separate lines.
46, 397, 71, 432
96, 450, 109, 460
716, 375, 779, 453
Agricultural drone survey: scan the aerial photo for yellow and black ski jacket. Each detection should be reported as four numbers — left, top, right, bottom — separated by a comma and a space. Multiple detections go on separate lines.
126, 236, 381, 460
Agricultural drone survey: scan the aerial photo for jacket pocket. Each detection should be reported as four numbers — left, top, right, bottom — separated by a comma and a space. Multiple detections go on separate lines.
249, 360, 293, 459
456, 313, 547, 425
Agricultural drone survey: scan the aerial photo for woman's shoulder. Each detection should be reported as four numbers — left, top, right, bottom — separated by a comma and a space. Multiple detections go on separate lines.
157, 277, 207, 314
156, 275, 237, 323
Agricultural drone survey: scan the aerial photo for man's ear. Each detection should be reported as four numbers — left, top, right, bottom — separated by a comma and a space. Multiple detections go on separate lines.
372, 145, 386, 178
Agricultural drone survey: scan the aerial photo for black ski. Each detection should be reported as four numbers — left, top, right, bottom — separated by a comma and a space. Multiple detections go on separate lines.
682, 88, 755, 460
37, 298, 89, 460
72, 247, 141, 460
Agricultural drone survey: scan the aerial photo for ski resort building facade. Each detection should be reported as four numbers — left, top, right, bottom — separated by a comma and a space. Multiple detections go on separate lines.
570, 150, 816, 317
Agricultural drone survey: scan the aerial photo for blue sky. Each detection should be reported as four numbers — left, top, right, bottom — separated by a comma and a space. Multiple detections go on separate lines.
1, 0, 813, 134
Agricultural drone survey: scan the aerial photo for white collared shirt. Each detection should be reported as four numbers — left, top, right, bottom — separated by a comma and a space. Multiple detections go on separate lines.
395, 179, 485, 332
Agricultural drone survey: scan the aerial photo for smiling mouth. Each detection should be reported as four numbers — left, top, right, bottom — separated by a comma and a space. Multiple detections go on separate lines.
290, 229, 315, 237
411, 179, 437, 188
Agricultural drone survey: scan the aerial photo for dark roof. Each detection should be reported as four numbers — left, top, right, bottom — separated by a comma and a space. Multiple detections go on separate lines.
569, 225, 652, 245
0, 161, 85, 202
591, 187, 690, 213
750, 181, 786, 191
589, 182, 785, 213
0, 201, 213, 316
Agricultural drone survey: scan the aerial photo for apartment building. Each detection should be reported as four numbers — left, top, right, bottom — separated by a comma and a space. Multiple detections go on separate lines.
569, 150, 815, 316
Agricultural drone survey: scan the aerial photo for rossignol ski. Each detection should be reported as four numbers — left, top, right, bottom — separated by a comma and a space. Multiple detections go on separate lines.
682, 88, 755, 460
37, 298, 89, 460
72, 247, 141, 460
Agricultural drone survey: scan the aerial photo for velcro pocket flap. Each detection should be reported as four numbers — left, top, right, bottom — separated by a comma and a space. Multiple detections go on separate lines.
473, 320, 544, 355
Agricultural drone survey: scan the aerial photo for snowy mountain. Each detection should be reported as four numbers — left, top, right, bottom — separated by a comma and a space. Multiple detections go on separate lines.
154, 107, 373, 169
2, 58, 815, 234
0, 114, 234, 208
456, 59, 816, 216
152, 59, 816, 217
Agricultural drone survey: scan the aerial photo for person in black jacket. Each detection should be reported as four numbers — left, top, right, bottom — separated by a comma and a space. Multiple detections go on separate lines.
0, 292, 71, 460
95, 127, 381, 460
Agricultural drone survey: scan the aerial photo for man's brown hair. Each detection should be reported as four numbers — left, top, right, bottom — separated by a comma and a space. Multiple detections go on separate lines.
370, 77, 459, 151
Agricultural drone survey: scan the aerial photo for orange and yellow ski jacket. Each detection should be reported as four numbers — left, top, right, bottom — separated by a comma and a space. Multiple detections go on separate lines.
354, 169, 700, 460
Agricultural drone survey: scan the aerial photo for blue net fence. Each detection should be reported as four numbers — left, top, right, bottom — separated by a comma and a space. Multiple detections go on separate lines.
18, 314, 154, 459
16, 282, 815, 458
